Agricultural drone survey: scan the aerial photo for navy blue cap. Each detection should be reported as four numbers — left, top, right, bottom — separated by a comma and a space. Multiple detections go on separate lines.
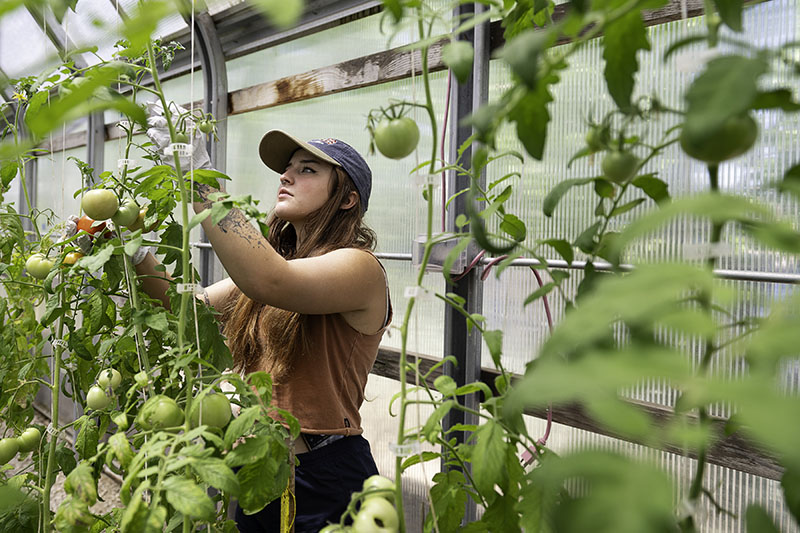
259, 130, 372, 213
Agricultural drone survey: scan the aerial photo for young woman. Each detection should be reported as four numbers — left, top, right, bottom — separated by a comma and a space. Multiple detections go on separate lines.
137, 123, 392, 531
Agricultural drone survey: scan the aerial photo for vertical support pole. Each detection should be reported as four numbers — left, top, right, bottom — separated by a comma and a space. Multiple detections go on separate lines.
192, 12, 228, 285
87, 111, 106, 182
441, 2, 489, 526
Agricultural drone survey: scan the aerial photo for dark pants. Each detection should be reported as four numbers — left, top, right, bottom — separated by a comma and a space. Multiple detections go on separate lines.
235, 435, 379, 533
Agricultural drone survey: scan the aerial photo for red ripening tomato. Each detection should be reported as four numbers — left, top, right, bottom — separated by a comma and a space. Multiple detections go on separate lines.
76, 215, 106, 236
62, 252, 83, 266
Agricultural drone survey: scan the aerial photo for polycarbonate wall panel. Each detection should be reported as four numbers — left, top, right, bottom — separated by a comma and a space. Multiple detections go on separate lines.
36, 147, 85, 230
0, 6, 59, 80
226, 1, 451, 92
484, 2, 800, 373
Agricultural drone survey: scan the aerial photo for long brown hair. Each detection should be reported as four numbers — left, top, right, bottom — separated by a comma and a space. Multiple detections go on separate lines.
222, 166, 376, 379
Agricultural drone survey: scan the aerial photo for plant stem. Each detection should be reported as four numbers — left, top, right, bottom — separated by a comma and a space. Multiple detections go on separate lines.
42, 291, 67, 533
681, 163, 723, 532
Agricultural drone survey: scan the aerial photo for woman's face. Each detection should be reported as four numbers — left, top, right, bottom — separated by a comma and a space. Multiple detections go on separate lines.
275, 149, 336, 224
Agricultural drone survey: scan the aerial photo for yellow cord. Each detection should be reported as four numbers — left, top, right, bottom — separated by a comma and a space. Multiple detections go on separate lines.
280, 486, 296, 532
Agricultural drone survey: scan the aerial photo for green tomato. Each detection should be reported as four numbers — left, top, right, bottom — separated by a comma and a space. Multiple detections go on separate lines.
111, 198, 140, 227
0, 437, 19, 465
352, 497, 399, 533
680, 113, 758, 164
97, 368, 122, 391
16, 427, 41, 454
319, 525, 351, 532
174, 132, 190, 143
198, 120, 214, 134
86, 385, 112, 410
134, 371, 149, 388
373, 117, 420, 160
362, 475, 395, 504
26, 253, 55, 280
601, 150, 639, 184
442, 40, 473, 84
137, 395, 184, 430
585, 126, 609, 153
189, 393, 232, 429
82, 189, 120, 221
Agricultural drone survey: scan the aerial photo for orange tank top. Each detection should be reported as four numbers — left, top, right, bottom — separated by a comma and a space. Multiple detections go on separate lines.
271, 312, 390, 435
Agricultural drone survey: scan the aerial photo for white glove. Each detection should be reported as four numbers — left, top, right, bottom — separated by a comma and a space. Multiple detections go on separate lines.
61, 215, 93, 254
145, 100, 212, 171
104, 221, 152, 266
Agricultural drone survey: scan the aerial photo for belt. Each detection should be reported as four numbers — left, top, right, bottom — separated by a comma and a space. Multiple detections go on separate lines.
300, 433, 345, 452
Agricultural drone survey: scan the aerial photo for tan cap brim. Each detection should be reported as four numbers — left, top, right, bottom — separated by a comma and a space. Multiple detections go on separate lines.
259, 130, 340, 174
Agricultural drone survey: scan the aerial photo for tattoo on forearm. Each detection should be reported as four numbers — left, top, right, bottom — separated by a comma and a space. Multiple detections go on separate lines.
195, 183, 269, 252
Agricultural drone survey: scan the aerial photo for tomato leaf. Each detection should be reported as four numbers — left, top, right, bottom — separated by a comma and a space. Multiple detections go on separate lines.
425, 470, 467, 533
434, 376, 457, 396
780, 467, 800, 525
543, 177, 594, 217
684, 56, 768, 136
64, 462, 97, 506
602, 7, 651, 113
76, 418, 99, 461
498, 29, 552, 89
523, 282, 555, 307
500, 213, 527, 241
471, 420, 507, 497
163, 475, 216, 521
751, 89, 800, 111
224, 406, 260, 449
193, 458, 241, 496
75, 243, 114, 272
609, 198, 646, 217
422, 400, 456, 441
540, 238, 574, 265
442, 40, 474, 84
237, 453, 291, 514
631, 174, 669, 204
510, 65, 564, 160
483, 329, 503, 367
745, 505, 781, 532
574, 221, 601, 255
712, 0, 743, 31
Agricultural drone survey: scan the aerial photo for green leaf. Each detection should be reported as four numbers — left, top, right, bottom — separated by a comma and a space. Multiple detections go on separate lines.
543, 178, 594, 217
510, 65, 564, 160
742, 220, 800, 254
75, 243, 115, 272
442, 40, 474, 84
603, 7, 651, 112
422, 400, 456, 441
745, 505, 781, 533
574, 221, 601, 254
609, 198, 646, 217
434, 375, 457, 396
541, 238, 574, 264
471, 421, 507, 496
76, 418, 99, 461
781, 467, 800, 526
225, 435, 270, 467
108, 432, 134, 468
425, 470, 467, 533
523, 282, 555, 307
193, 458, 241, 496
498, 29, 553, 89
500, 213, 527, 241
751, 89, 800, 111
163, 476, 216, 521
453, 381, 493, 400
483, 329, 503, 367
187, 209, 212, 231
684, 56, 768, 136
224, 406, 260, 448
0, 160, 19, 187
631, 174, 670, 204
55, 443, 78, 476
124, 235, 143, 257
713, 0, 743, 31
249, 0, 303, 28
64, 462, 97, 506
237, 453, 290, 514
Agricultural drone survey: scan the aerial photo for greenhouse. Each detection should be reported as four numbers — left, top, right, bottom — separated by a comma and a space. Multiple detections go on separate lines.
1, 0, 799, 531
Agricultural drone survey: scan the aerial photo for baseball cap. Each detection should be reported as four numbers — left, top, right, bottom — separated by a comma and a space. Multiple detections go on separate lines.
259, 130, 372, 213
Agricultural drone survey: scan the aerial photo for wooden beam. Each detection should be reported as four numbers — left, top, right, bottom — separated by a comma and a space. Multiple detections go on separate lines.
372, 347, 783, 480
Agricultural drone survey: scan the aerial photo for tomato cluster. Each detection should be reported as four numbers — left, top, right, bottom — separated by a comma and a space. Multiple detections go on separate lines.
0, 426, 41, 466
320, 475, 399, 532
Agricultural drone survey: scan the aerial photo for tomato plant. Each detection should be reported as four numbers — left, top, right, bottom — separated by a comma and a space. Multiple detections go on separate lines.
81, 189, 119, 220
198, 120, 214, 134
25, 253, 54, 279
373, 117, 420, 160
